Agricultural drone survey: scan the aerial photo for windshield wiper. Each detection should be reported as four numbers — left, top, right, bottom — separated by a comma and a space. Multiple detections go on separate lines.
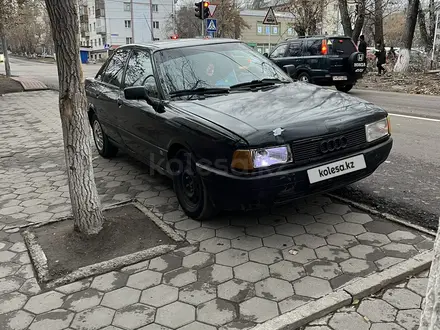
169, 87, 230, 98
230, 78, 290, 89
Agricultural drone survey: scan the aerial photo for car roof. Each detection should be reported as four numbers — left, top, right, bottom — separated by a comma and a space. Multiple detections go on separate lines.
286, 35, 352, 41
116, 38, 241, 51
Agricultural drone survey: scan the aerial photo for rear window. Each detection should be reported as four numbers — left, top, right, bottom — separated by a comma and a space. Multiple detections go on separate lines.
328, 38, 356, 55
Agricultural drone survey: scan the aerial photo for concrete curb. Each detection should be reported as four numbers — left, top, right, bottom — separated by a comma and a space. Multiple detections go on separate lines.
22, 199, 188, 289
327, 193, 437, 237
253, 249, 433, 330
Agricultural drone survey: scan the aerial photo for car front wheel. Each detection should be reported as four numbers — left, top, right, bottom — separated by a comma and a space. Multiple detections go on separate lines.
297, 72, 311, 83
91, 114, 118, 158
171, 150, 217, 220
336, 84, 354, 93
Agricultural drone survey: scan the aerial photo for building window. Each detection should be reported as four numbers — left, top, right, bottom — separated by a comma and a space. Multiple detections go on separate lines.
126, 37, 133, 44
89, 23, 92, 31
125, 20, 131, 28
256, 22, 280, 35
124, 2, 131, 11
152, 4, 158, 12
92, 6, 95, 15
153, 21, 159, 29
93, 22, 95, 31
94, 39, 97, 47
99, 38, 102, 45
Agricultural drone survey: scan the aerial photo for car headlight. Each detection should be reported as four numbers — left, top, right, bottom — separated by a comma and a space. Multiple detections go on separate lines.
231, 145, 293, 170
365, 117, 390, 142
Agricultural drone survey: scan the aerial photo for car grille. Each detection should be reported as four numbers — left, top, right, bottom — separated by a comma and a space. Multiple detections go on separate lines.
292, 128, 366, 164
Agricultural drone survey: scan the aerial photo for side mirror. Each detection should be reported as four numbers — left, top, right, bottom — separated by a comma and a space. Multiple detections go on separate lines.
263, 52, 269, 58
124, 86, 165, 113
283, 64, 296, 77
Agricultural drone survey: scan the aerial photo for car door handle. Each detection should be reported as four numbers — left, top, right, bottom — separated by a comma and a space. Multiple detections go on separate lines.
117, 98, 123, 107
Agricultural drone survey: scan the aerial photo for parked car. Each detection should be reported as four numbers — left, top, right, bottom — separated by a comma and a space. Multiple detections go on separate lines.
85, 38, 392, 220
264, 35, 367, 93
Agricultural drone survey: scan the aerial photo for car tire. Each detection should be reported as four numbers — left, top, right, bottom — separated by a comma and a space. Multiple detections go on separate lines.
172, 149, 217, 221
91, 114, 118, 158
336, 84, 354, 93
297, 72, 311, 83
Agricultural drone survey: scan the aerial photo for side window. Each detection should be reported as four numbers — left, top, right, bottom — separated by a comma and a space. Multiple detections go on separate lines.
101, 49, 130, 87
124, 49, 159, 98
303, 39, 322, 56
288, 41, 303, 57
269, 44, 287, 59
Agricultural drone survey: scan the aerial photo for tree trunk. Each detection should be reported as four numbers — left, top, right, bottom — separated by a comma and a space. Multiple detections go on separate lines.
374, 0, 384, 45
394, 0, 419, 73
0, 33, 11, 77
418, 5, 431, 52
352, 0, 366, 44
338, 0, 353, 37
419, 217, 440, 330
44, 0, 104, 236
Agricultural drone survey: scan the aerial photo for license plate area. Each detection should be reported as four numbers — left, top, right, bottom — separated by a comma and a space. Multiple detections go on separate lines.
307, 154, 366, 184
332, 76, 347, 81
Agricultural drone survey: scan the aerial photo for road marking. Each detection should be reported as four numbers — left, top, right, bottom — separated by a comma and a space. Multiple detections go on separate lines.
389, 113, 440, 122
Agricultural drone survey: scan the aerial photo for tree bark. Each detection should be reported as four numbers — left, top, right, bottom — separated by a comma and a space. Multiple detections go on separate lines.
338, 0, 353, 37
352, 0, 366, 44
44, 0, 104, 236
374, 0, 384, 44
419, 217, 440, 330
0, 32, 11, 77
394, 0, 419, 73
418, 5, 431, 51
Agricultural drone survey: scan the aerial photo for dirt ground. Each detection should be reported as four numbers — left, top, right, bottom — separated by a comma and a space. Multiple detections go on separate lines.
357, 71, 440, 96
0, 75, 24, 95
32, 204, 177, 279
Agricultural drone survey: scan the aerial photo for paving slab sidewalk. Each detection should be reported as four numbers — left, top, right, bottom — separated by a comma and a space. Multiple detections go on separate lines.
303, 269, 429, 330
0, 91, 434, 330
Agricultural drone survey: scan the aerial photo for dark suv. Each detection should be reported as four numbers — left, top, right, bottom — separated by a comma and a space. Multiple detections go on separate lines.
264, 35, 367, 92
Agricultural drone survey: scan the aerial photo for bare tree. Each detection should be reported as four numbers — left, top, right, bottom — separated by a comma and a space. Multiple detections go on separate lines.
418, 0, 437, 52
0, 0, 15, 76
338, 0, 366, 43
44, 0, 104, 236
394, 0, 420, 72
285, 0, 326, 36
374, 0, 384, 44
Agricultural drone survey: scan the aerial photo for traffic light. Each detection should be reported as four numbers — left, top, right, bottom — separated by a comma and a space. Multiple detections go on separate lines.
195, 1, 210, 19
203, 1, 210, 18
194, 1, 202, 19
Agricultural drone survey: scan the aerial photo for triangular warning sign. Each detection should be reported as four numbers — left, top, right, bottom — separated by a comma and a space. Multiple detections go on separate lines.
263, 7, 277, 25
207, 20, 216, 31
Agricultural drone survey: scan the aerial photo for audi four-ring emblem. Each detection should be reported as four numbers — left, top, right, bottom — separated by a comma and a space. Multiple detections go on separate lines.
320, 136, 348, 153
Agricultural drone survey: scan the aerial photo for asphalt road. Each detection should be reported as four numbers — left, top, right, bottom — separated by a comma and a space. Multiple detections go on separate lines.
2, 56, 439, 230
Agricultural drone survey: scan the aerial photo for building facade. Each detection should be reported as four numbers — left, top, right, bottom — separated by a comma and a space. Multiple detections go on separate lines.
79, 0, 175, 62
239, 9, 296, 54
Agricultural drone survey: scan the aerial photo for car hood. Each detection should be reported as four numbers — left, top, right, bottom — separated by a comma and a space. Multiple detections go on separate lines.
172, 82, 387, 146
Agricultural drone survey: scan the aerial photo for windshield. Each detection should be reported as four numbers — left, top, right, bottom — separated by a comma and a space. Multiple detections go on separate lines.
153, 42, 291, 97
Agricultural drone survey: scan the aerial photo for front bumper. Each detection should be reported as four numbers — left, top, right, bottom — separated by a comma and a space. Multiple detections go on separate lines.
198, 137, 393, 210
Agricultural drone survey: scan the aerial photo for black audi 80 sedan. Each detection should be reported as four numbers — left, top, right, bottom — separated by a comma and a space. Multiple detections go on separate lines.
85, 38, 392, 220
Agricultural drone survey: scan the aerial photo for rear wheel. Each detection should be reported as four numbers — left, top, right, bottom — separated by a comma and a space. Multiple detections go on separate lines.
297, 72, 311, 83
171, 149, 217, 220
91, 114, 118, 158
336, 84, 354, 93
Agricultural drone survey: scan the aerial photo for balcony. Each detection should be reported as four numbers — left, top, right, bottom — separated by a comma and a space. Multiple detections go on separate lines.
96, 18, 106, 35
95, 8, 105, 18
80, 14, 88, 23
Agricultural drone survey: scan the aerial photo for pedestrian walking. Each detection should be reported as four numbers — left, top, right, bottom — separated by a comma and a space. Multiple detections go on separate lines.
375, 43, 387, 76
358, 35, 367, 59
387, 46, 397, 71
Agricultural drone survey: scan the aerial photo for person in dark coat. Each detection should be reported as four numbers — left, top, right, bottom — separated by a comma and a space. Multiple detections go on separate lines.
358, 35, 367, 58
375, 43, 387, 75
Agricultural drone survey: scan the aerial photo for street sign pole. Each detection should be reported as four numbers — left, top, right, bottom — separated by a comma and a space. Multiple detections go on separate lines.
262, 7, 277, 54
202, 17, 205, 37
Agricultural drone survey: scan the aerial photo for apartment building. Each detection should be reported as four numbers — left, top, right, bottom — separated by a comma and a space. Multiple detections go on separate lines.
80, 0, 175, 62
239, 9, 296, 54
321, 0, 358, 35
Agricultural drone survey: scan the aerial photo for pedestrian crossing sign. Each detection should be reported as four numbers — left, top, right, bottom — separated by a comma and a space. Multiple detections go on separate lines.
206, 18, 217, 32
